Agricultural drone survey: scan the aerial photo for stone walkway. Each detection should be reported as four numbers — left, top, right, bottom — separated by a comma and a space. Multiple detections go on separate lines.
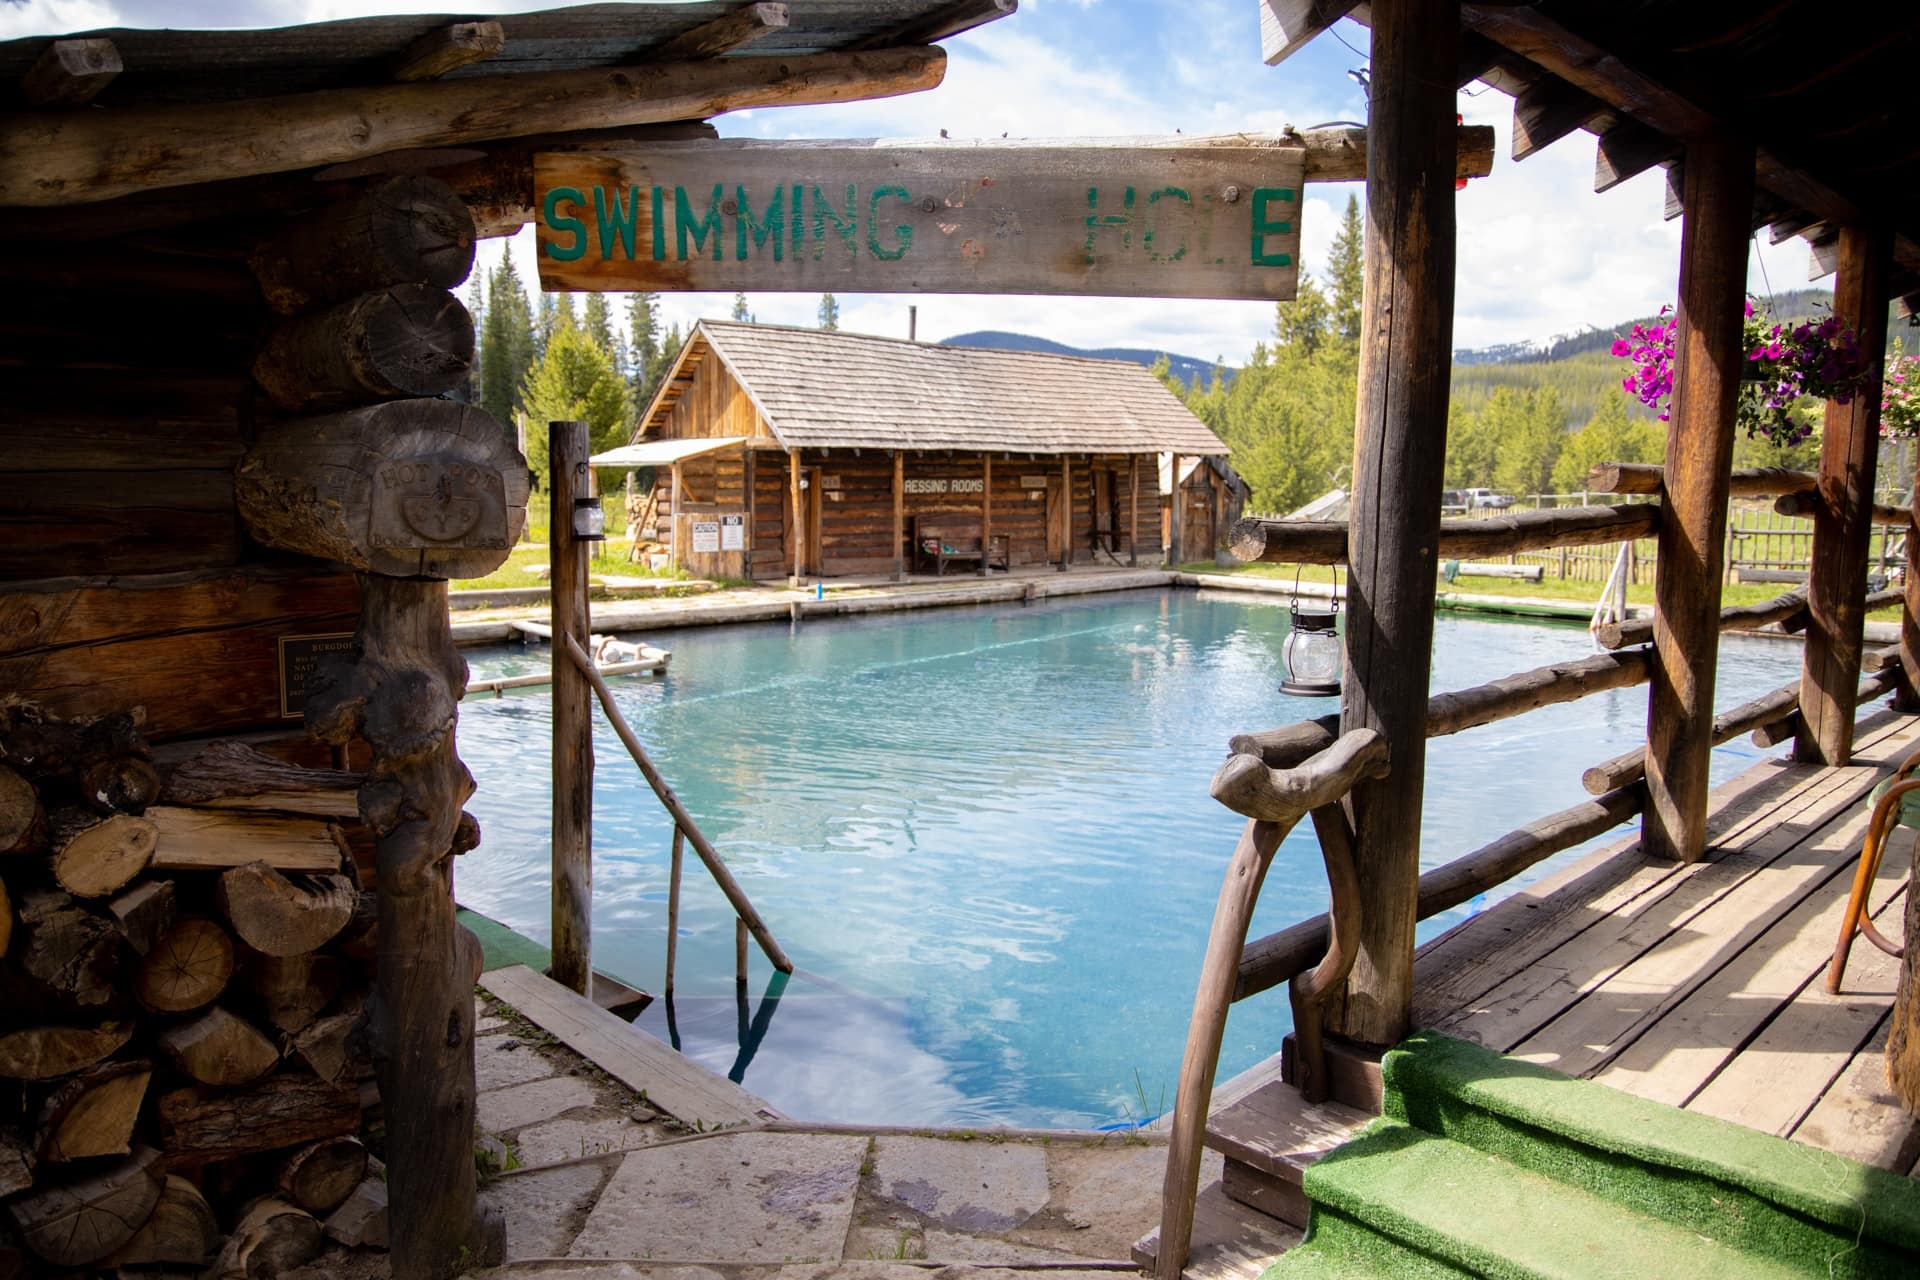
284, 988, 1197, 1279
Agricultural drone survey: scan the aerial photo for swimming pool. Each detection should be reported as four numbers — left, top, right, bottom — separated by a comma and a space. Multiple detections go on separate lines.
454, 588, 1807, 1129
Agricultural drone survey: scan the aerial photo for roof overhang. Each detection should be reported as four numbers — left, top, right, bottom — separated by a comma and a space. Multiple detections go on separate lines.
589, 436, 753, 468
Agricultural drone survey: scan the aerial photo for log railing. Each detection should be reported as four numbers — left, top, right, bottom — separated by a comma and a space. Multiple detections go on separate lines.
1158, 459, 1912, 1277
1156, 730, 1387, 1280
559, 634, 793, 983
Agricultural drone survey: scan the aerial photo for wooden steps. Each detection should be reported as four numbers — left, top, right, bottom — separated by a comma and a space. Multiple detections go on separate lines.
479, 964, 778, 1131
1203, 1077, 1372, 1227
1133, 1176, 1301, 1280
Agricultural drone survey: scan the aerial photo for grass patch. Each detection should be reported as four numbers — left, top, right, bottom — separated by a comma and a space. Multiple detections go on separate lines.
453, 543, 702, 593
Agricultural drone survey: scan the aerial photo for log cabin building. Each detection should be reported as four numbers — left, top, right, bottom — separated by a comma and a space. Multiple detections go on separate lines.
599, 321, 1236, 580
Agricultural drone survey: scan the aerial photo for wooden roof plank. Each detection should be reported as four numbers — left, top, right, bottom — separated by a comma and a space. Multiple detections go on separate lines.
1261, 0, 1361, 67
21, 38, 121, 108
390, 21, 505, 83
1511, 73, 1606, 162
0, 46, 945, 208
857, 0, 1018, 50
646, 3, 789, 62
1593, 118, 1675, 194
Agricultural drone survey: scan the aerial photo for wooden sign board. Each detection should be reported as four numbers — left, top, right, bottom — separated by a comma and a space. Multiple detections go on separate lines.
534, 140, 1305, 300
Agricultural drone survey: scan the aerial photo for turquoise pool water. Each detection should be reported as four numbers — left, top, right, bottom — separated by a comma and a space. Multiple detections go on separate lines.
454, 589, 1806, 1129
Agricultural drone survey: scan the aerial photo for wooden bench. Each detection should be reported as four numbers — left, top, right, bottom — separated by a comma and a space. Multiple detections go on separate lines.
912, 515, 1009, 575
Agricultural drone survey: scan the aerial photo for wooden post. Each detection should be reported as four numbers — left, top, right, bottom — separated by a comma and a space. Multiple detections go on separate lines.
668, 461, 683, 571
306, 577, 484, 1279
549, 420, 593, 995
1795, 225, 1891, 763
789, 447, 804, 585
1325, 0, 1459, 1048
1129, 453, 1141, 566
664, 825, 683, 995
735, 917, 748, 986
980, 454, 993, 576
1167, 454, 1181, 567
1061, 454, 1073, 571
893, 450, 906, 581
1645, 135, 1755, 863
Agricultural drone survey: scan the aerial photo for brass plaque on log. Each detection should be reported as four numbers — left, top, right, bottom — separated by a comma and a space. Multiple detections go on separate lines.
534, 139, 1304, 301
278, 632, 355, 719
370, 456, 511, 551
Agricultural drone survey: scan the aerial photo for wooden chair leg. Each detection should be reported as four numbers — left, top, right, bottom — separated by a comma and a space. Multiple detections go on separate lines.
1828, 778, 1920, 992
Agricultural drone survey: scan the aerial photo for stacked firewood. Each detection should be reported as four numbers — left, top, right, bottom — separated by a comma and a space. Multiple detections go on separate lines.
0, 703, 388, 1274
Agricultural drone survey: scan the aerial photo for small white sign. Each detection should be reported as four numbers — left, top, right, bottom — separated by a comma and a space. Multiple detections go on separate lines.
720, 513, 745, 551
1021, 475, 1047, 489
691, 520, 720, 553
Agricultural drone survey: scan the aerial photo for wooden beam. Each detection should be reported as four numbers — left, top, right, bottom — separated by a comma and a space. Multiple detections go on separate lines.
1593, 119, 1675, 193
858, 0, 1016, 49
789, 448, 804, 584
1454, 31, 1503, 88
1773, 490, 1911, 529
549, 420, 594, 998
1228, 503, 1659, 564
979, 454, 993, 577
1129, 453, 1141, 567
1596, 586, 1806, 650
1768, 212, 1817, 245
1511, 74, 1605, 162
1295, 124, 1496, 183
0, 46, 947, 208
1261, 0, 1363, 66
1061, 454, 1074, 570
22, 39, 121, 108
1327, 0, 1459, 1050
1796, 225, 1891, 765
391, 21, 505, 82
1900, 476, 1920, 712
1586, 461, 1815, 498
1808, 231, 1841, 281
1663, 161, 1685, 221
1645, 134, 1754, 864
892, 450, 906, 581
650, 4, 788, 61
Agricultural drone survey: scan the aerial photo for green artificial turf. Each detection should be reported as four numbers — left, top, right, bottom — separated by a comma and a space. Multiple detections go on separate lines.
454, 906, 551, 974
1260, 1031, 1920, 1280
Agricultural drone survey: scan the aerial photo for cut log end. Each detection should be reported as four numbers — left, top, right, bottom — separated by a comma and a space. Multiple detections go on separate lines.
7, 1145, 163, 1268
0, 763, 47, 855
136, 916, 234, 1013
104, 1175, 218, 1268
278, 1136, 368, 1214
157, 1007, 280, 1087
219, 862, 356, 956
36, 1060, 151, 1163
51, 812, 158, 897
0, 1021, 132, 1080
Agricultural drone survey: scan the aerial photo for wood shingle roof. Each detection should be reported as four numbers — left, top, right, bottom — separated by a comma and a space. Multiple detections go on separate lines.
674, 320, 1229, 456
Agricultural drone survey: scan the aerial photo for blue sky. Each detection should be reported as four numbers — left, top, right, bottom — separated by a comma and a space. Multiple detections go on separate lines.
4, 0, 1815, 361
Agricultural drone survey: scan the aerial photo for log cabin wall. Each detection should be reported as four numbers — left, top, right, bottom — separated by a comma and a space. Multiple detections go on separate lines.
649, 343, 774, 443
0, 248, 364, 749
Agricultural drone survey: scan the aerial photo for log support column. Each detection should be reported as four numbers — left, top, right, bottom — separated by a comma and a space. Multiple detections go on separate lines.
1326, 0, 1459, 1049
893, 450, 906, 581
549, 420, 593, 995
1167, 454, 1181, 567
789, 448, 805, 586
1060, 454, 1073, 571
1129, 453, 1141, 566
1796, 226, 1891, 762
1900, 475, 1920, 712
980, 454, 993, 577
1646, 136, 1755, 863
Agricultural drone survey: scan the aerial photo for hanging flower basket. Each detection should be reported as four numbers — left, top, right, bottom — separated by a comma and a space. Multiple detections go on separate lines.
1883, 340, 1920, 440
1611, 297, 1871, 448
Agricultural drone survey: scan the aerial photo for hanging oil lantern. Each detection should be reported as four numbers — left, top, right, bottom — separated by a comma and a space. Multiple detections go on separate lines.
1280, 567, 1343, 697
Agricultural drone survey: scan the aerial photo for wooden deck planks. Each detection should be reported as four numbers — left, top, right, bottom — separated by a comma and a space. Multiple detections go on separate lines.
1434, 761, 1879, 1053
1591, 835, 1911, 1107
1132, 1177, 1300, 1280
1507, 772, 1881, 1076
1788, 1013, 1920, 1172
1409, 736, 1875, 1030
1685, 884, 1909, 1135
479, 963, 778, 1130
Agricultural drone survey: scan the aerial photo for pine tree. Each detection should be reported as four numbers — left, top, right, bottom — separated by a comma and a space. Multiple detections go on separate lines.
582, 292, 616, 361
626, 292, 661, 403
818, 293, 840, 330
1328, 195, 1365, 345
519, 326, 634, 490
650, 323, 684, 399
1273, 273, 1332, 358
479, 251, 534, 427
731, 292, 751, 322
463, 272, 486, 404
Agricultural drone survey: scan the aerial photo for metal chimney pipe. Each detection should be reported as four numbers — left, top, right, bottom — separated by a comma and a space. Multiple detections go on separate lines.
909, 305, 917, 341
